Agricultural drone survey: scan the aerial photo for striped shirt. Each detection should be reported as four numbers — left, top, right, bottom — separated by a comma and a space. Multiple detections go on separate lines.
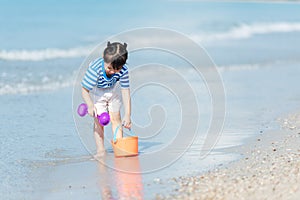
81, 58, 130, 90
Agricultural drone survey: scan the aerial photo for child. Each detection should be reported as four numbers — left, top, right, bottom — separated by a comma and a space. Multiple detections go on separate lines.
81, 41, 131, 158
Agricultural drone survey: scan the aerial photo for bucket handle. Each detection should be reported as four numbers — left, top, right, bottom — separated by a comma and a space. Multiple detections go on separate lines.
113, 124, 136, 143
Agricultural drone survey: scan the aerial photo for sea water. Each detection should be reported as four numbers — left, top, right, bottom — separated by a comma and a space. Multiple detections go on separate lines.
1, 0, 300, 199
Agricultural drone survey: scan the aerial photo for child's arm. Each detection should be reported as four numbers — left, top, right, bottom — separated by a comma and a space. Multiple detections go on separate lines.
121, 88, 131, 129
81, 87, 95, 117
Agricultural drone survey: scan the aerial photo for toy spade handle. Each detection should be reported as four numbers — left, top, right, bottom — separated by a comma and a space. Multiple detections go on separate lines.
113, 124, 135, 143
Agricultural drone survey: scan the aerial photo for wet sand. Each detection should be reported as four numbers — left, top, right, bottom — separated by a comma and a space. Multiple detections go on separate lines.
157, 112, 300, 200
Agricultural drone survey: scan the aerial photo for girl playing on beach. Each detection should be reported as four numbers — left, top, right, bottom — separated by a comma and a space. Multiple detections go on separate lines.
81, 42, 131, 158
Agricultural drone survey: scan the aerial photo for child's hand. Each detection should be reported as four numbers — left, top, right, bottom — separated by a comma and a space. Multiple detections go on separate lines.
122, 115, 131, 129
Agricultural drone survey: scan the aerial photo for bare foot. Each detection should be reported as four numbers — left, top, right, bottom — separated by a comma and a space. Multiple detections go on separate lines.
91, 150, 106, 161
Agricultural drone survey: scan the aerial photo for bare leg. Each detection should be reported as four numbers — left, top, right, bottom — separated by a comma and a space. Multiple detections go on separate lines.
109, 111, 123, 139
94, 117, 105, 158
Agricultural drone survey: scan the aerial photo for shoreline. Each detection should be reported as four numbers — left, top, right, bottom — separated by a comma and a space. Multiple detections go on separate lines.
157, 112, 300, 199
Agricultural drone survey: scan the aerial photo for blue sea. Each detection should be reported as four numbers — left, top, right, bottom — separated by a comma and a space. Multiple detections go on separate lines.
1, 0, 300, 199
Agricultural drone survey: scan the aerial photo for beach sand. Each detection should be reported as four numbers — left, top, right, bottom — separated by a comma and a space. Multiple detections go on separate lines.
157, 112, 300, 200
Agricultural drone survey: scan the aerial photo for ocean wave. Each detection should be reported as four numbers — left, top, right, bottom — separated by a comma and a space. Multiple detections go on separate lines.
0, 59, 295, 95
217, 58, 300, 72
217, 63, 260, 72
191, 22, 300, 42
0, 46, 92, 61
0, 79, 74, 95
1, 22, 300, 61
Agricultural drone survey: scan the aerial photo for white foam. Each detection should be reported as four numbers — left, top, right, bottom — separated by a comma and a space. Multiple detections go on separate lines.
191, 22, 300, 42
0, 78, 75, 95
217, 63, 260, 72
0, 46, 92, 61
1, 22, 300, 62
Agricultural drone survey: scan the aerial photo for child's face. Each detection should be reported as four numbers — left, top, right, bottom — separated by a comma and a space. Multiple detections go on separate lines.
106, 64, 121, 75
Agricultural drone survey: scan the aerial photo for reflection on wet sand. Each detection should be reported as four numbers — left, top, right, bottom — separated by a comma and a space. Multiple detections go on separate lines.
97, 155, 143, 200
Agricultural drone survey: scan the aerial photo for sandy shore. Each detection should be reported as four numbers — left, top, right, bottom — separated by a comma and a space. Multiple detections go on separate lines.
157, 112, 300, 200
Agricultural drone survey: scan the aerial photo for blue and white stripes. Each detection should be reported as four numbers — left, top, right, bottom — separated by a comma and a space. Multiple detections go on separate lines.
81, 58, 129, 90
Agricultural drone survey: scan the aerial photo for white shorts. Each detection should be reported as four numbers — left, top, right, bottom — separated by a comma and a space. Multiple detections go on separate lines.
90, 83, 122, 115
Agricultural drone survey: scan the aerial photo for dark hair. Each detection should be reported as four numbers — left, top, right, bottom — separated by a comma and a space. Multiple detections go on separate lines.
103, 41, 128, 70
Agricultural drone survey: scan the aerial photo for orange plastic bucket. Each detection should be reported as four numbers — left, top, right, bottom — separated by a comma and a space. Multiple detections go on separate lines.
111, 125, 138, 157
